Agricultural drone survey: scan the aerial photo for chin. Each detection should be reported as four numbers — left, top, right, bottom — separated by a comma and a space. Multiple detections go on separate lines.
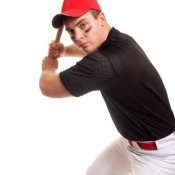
83, 47, 97, 54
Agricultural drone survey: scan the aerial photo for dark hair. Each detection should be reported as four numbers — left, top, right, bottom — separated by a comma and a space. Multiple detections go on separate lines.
90, 9, 101, 19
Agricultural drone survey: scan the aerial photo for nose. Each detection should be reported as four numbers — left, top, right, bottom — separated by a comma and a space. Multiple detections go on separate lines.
74, 29, 84, 42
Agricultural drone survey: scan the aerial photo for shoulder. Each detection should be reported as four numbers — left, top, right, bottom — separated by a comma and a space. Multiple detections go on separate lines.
84, 51, 108, 61
77, 51, 110, 68
79, 51, 113, 72
62, 51, 114, 80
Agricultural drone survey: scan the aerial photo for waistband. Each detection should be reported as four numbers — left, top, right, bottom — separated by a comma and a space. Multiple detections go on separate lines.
128, 131, 175, 151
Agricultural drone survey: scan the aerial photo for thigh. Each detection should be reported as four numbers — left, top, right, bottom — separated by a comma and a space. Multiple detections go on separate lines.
86, 136, 132, 175
129, 143, 175, 175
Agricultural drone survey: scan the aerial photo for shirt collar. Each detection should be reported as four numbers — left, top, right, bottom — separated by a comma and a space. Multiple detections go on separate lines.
98, 27, 120, 50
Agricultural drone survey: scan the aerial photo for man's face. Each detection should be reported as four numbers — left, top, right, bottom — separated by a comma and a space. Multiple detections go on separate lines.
64, 11, 105, 53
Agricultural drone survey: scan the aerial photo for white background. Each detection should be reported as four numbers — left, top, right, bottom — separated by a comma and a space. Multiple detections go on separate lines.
0, 0, 175, 175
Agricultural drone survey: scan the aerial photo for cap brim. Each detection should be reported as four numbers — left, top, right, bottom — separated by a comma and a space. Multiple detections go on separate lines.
52, 9, 89, 28
52, 14, 64, 28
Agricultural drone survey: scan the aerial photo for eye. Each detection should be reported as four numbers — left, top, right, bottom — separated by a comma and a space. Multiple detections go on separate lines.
85, 26, 92, 33
79, 23, 86, 30
67, 29, 74, 37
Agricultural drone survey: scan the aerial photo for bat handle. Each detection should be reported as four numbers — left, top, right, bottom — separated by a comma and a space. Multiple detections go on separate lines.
54, 26, 64, 43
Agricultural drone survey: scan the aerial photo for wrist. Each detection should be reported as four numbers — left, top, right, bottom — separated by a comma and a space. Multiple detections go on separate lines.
42, 66, 57, 72
62, 47, 66, 57
42, 56, 58, 71
47, 55, 57, 60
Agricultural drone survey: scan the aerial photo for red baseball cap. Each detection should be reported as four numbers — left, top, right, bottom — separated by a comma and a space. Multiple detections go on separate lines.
52, 0, 102, 28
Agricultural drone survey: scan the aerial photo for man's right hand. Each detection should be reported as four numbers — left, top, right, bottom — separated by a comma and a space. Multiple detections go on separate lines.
48, 41, 65, 59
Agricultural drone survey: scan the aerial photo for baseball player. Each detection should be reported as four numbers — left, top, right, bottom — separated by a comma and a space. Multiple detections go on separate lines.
39, 0, 175, 174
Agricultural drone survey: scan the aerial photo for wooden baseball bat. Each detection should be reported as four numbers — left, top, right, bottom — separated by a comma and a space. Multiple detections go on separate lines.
54, 26, 64, 43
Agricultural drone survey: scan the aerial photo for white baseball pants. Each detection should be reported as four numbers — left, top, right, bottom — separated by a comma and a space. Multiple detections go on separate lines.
86, 132, 175, 175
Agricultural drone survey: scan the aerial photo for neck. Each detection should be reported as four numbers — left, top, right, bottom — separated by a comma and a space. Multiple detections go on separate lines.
103, 23, 112, 41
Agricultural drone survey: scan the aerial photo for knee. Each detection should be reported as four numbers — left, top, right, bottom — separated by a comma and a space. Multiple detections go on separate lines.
86, 166, 94, 175
86, 163, 109, 175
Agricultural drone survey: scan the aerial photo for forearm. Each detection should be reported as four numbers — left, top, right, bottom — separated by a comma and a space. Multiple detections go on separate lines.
39, 57, 71, 98
39, 57, 59, 97
65, 44, 86, 58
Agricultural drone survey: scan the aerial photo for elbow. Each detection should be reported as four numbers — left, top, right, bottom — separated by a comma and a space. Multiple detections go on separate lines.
39, 82, 59, 98
39, 75, 55, 97
39, 71, 71, 98
39, 79, 51, 97
39, 77, 65, 98
39, 87, 48, 97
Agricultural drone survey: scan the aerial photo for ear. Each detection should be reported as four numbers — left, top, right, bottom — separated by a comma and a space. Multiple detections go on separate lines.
98, 12, 106, 26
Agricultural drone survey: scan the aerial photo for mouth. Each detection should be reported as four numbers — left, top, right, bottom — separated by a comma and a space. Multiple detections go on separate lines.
79, 42, 89, 49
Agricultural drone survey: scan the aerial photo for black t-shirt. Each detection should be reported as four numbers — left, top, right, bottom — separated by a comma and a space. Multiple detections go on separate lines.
60, 27, 175, 141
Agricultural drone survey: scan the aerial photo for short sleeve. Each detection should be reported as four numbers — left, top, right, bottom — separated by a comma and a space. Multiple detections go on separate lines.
59, 52, 115, 97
